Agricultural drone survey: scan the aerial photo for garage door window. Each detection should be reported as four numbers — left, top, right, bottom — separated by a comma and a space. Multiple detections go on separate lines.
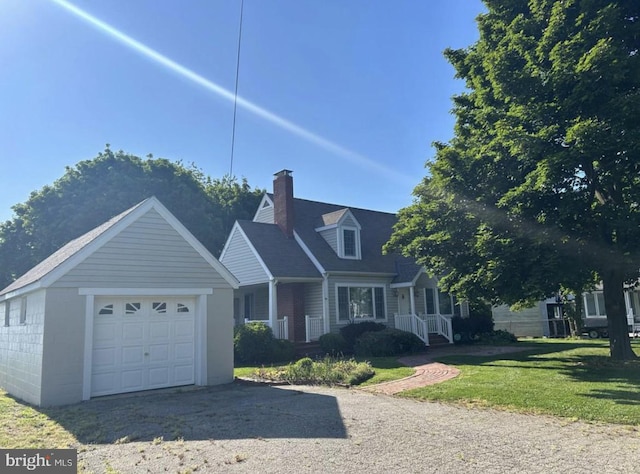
125, 302, 141, 314
98, 304, 113, 315
177, 303, 190, 313
152, 302, 167, 314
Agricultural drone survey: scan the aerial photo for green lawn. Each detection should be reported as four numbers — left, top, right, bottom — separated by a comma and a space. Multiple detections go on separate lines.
402, 339, 640, 425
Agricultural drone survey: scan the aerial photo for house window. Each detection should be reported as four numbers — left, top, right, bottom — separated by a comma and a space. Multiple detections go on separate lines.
337, 285, 385, 322
343, 229, 356, 257
19, 298, 27, 325
244, 293, 254, 320
584, 292, 606, 317
339, 226, 360, 259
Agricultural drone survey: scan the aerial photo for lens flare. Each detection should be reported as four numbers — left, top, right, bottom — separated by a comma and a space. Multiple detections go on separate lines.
51, 0, 413, 184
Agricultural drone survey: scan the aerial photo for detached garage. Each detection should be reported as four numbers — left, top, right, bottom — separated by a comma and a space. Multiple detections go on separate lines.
0, 197, 238, 406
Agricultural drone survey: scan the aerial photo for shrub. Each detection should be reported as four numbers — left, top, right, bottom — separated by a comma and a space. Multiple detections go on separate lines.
256, 356, 374, 386
319, 332, 348, 355
234, 322, 295, 364
452, 314, 495, 344
354, 328, 426, 357
476, 330, 518, 344
339, 321, 386, 352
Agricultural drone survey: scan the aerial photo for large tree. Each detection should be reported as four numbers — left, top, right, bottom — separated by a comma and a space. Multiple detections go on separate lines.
0, 147, 264, 288
386, 0, 640, 359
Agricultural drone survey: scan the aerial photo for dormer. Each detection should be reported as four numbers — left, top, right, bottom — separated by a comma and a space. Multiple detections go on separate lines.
316, 208, 362, 260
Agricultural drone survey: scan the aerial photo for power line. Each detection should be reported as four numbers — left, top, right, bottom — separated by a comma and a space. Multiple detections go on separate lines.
229, 0, 244, 177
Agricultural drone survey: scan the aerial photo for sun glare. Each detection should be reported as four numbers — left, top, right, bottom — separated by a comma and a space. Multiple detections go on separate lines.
50, 0, 413, 184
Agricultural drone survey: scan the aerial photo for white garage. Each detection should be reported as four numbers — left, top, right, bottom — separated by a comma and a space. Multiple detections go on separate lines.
0, 197, 238, 406
91, 297, 197, 397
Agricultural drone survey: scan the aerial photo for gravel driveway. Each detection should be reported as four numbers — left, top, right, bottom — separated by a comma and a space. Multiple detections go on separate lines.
67, 381, 640, 473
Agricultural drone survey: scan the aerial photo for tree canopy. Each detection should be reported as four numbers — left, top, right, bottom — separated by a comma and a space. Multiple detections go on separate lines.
0, 147, 264, 288
386, 0, 640, 359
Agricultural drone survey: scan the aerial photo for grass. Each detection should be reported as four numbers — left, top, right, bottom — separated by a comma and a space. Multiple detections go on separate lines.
0, 393, 78, 448
234, 356, 415, 387
401, 339, 640, 425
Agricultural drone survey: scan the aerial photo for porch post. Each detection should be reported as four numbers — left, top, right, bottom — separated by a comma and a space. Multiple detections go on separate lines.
409, 286, 416, 315
322, 274, 330, 335
269, 279, 278, 330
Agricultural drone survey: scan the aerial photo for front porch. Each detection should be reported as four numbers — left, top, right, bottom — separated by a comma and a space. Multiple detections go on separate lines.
394, 312, 454, 345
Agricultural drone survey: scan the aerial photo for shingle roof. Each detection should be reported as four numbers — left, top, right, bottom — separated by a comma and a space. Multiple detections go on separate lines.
0, 201, 144, 296
258, 194, 423, 280
237, 221, 322, 279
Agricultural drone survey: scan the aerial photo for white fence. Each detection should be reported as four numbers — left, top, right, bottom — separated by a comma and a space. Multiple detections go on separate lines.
244, 317, 289, 340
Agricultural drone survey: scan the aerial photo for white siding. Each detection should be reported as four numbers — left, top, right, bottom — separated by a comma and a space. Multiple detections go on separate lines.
342, 214, 359, 228
492, 303, 545, 337
318, 228, 338, 254
53, 209, 230, 289
220, 227, 270, 285
0, 290, 46, 406
304, 283, 324, 319
254, 201, 274, 223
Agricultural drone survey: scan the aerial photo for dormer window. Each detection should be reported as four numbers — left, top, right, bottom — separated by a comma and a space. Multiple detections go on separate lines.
340, 226, 360, 259
343, 229, 356, 257
317, 208, 362, 260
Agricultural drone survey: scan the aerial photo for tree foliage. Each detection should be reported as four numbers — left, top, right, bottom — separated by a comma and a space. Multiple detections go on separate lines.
0, 147, 264, 288
386, 0, 640, 359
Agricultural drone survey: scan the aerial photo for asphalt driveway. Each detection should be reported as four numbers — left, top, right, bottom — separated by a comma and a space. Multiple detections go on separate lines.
40, 381, 640, 473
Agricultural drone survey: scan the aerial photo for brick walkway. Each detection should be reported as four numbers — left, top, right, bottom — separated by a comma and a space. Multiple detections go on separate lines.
362, 345, 526, 395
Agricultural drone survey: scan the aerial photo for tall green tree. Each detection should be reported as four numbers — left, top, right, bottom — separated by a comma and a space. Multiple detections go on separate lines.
0, 147, 264, 288
386, 0, 640, 359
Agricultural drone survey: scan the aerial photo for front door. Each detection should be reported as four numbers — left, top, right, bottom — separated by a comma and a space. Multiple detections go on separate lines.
398, 288, 411, 315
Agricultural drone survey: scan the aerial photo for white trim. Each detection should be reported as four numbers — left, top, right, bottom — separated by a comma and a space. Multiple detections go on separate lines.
83, 293, 203, 399
338, 226, 361, 260
322, 274, 330, 334
82, 294, 94, 401
195, 294, 207, 385
314, 223, 338, 232
79, 288, 213, 296
334, 282, 388, 324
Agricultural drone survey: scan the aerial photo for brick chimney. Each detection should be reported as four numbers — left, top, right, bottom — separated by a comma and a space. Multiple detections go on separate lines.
273, 169, 295, 238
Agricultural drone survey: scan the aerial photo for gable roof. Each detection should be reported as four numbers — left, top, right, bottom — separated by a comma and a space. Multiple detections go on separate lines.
250, 194, 423, 280
0, 197, 238, 299
236, 221, 322, 280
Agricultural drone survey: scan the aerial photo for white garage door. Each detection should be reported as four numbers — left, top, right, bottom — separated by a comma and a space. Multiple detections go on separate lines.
91, 297, 196, 397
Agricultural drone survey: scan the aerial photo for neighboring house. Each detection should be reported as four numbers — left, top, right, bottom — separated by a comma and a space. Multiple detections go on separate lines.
493, 287, 640, 338
220, 170, 467, 347
0, 197, 238, 407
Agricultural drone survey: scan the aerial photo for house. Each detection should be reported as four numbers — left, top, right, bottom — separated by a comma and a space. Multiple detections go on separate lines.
220, 170, 467, 347
0, 197, 238, 406
493, 287, 640, 338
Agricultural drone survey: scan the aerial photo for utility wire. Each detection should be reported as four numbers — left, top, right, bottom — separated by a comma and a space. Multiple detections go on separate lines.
229, 0, 244, 177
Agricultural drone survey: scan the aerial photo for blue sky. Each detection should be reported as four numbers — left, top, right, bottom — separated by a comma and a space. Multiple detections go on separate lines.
0, 0, 485, 222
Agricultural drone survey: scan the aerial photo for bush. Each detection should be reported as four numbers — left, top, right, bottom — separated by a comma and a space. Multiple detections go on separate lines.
256, 356, 374, 386
319, 332, 348, 355
476, 330, 518, 344
354, 328, 426, 357
339, 321, 386, 352
234, 322, 295, 364
452, 314, 495, 344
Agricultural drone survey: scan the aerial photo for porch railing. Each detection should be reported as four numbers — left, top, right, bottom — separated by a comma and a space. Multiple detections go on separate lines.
423, 313, 453, 343
305, 315, 324, 342
394, 313, 429, 345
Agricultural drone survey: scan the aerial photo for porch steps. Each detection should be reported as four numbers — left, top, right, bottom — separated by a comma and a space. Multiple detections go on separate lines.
428, 334, 451, 346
